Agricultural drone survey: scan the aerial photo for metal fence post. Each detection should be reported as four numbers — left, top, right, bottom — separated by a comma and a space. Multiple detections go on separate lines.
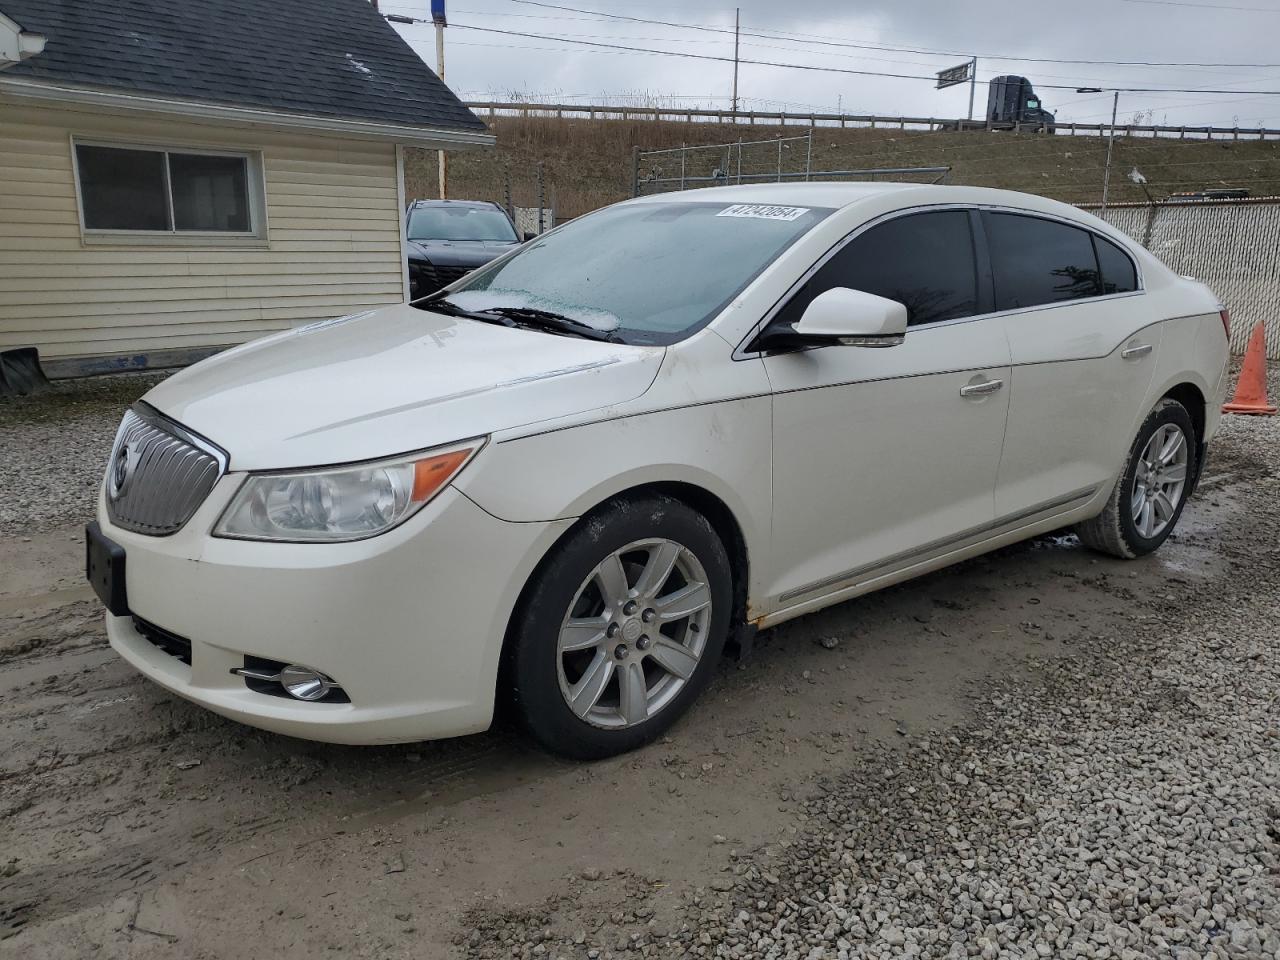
805, 129, 813, 181
503, 163, 513, 220
631, 146, 640, 198
680, 143, 686, 190
536, 161, 544, 233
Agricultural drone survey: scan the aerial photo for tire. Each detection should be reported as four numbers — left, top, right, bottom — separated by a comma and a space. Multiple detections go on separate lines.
1075, 398, 1197, 559
508, 495, 734, 760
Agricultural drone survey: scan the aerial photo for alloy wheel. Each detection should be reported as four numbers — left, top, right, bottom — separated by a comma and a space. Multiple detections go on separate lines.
1130, 422, 1189, 539
556, 538, 713, 729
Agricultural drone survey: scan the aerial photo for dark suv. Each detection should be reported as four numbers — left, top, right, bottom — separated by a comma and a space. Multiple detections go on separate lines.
406, 199, 523, 299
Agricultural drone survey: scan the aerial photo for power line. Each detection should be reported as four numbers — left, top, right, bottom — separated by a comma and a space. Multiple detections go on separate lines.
410, 2, 1277, 85
434, 23, 1270, 87
510, 0, 1280, 69
1119, 0, 1280, 10
426, 20, 1280, 94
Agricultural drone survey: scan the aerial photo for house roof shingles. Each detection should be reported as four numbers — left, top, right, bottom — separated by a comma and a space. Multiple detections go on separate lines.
0, 0, 486, 133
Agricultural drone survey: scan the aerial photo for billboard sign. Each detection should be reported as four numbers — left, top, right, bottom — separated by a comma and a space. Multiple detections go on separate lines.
936, 61, 973, 89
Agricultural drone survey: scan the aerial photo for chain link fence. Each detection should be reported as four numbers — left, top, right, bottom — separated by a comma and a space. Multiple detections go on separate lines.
1084, 198, 1280, 358
632, 134, 949, 196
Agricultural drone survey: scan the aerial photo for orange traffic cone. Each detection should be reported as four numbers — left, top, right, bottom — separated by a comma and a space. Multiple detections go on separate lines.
1223, 322, 1276, 415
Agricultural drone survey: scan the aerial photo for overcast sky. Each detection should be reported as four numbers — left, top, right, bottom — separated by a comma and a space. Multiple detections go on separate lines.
382, 0, 1280, 127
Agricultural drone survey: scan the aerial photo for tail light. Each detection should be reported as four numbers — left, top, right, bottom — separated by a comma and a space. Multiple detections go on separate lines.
1219, 308, 1231, 338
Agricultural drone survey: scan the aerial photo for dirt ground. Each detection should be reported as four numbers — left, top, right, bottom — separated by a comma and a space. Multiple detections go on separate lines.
0, 386, 1268, 958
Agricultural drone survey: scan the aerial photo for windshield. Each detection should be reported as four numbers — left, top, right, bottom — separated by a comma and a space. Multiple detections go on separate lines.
427, 201, 831, 345
407, 205, 518, 242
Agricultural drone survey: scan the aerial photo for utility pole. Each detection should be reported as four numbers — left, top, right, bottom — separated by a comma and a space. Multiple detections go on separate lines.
731, 8, 740, 116
967, 57, 977, 122
1102, 90, 1119, 211
433, 0, 448, 199
1077, 87, 1121, 211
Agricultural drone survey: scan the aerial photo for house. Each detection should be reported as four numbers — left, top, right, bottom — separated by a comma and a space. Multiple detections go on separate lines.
0, 0, 492, 376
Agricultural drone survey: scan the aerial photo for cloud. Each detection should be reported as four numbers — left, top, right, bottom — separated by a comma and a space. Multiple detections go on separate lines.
388, 0, 1280, 127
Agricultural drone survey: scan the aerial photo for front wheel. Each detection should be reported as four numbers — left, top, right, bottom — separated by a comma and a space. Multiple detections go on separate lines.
1075, 398, 1197, 559
508, 496, 733, 760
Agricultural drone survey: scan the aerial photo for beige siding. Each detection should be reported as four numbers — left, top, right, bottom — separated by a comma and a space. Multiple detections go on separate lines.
0, 102, 406, 360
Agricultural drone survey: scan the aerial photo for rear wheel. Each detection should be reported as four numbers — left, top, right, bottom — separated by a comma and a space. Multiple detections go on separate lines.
1075, 398, 1196, 559
508, 496, 733, 760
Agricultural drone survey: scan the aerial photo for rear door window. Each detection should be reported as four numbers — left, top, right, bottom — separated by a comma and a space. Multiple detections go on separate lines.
778, 210, 980, 328
985, 212, 1101, 310
1094, 235, 1139, 294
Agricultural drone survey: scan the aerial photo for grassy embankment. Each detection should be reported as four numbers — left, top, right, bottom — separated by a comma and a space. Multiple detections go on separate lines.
405, 115, 1280, 219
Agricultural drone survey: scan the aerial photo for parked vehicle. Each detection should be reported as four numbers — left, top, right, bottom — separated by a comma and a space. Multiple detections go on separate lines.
405, 199, 523, 299
986, 75, 1056, 131
87, 183, 1230, 759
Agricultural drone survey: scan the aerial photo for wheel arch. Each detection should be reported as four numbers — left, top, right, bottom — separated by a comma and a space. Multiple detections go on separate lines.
1160, 381, 1208, 492
494, 481, 753, 712
1162, 381, 1206, 443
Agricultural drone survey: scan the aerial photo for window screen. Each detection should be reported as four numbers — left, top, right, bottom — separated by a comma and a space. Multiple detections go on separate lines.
169, 153, 250, 232
985, 213, 1101, 310
1094, 235, 1138, 294
779, 210, 980, 328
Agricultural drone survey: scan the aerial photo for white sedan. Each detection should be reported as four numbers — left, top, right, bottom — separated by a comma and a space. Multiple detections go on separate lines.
87, 183, 1230, 759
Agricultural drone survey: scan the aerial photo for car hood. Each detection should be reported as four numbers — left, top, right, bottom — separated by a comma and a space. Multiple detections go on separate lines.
143, 304, 664, 470
408, 238, 519, 267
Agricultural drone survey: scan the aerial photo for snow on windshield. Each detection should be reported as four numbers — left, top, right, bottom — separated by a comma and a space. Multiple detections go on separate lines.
448, 290, 623, 332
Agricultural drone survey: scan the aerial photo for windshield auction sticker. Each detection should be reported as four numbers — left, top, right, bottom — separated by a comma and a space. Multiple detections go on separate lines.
716, 204, 811, 222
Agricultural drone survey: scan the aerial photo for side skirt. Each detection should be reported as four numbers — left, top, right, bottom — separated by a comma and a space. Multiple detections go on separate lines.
753, 485, 1102, 633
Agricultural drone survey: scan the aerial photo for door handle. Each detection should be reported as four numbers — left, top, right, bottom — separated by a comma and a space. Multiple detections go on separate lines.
959, 378, 1004, 397
1122, 343, 1153, 360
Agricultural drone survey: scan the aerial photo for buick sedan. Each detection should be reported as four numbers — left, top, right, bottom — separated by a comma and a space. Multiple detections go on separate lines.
87, 183, 1230, 759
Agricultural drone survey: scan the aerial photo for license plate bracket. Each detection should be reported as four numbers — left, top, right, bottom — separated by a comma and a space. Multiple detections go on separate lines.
85, 521, 129, 616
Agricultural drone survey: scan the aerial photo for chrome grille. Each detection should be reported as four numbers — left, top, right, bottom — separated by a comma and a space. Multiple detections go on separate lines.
105, 406, 226, 536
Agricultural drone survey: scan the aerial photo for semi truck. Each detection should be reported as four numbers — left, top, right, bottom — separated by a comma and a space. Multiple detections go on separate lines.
942, 75, 1056, 132
987, 75, 1056, 130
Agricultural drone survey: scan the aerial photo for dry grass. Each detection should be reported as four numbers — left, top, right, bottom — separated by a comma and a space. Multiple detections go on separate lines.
405, 116, 1280, 219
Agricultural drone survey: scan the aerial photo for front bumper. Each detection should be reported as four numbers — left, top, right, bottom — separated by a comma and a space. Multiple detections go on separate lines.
98, 478, 572, 744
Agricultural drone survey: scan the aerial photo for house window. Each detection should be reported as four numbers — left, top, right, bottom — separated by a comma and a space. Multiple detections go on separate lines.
73, 142, 264, 241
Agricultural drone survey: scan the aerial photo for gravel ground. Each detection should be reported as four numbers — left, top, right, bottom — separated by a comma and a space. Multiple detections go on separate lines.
0, 373, 167, 535
459, 399, 1280, 958
2, 365, 1277, 959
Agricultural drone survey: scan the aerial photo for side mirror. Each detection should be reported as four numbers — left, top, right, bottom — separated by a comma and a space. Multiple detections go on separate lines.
756, 287, 908, 352
522, 231, 538, 242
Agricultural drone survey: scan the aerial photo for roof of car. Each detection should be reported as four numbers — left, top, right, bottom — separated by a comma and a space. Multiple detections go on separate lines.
409, 199, 504, 209
633, 181, 1081, 216
0, 0, 486, 134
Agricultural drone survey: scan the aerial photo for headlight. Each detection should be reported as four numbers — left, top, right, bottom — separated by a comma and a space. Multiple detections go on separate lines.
213, 440, 482, 542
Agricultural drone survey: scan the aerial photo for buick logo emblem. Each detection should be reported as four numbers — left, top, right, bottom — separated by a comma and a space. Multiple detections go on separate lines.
108, 442, 138, 500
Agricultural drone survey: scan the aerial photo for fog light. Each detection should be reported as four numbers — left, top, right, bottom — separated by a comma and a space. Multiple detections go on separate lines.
279, 664, 333, 701
231, 659, 347, 702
